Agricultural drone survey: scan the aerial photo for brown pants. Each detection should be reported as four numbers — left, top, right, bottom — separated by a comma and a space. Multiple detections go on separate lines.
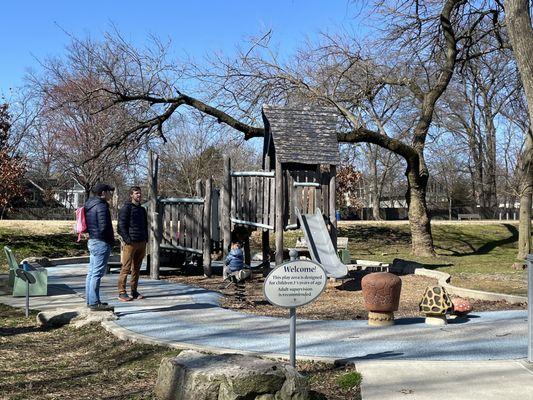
118, 241, 146, 294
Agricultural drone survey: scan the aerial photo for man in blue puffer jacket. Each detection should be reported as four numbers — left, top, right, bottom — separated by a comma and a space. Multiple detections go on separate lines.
84, 183, 115, 311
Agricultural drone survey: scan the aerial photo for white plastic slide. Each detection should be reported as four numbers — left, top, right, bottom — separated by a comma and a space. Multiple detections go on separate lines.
295, 208, 348, 278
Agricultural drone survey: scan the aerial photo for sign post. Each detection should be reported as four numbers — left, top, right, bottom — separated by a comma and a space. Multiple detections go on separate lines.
15, 269, 36, 318
526, 254, 533, 363
264, 255, 327, 368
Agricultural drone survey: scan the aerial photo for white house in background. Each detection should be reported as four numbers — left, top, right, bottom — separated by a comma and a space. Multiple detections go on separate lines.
53, 181, 86, 209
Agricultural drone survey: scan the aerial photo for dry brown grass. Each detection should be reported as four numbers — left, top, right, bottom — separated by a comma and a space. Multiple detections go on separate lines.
0, 220, 74, 235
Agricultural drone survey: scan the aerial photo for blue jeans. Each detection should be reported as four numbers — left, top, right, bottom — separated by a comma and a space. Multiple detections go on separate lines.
86, 239, 112, 306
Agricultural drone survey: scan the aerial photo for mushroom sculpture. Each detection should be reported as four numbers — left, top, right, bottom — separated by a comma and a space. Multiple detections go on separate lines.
451, 297, 473, 317
361, 272, 402, 327
419, 286, 453, 325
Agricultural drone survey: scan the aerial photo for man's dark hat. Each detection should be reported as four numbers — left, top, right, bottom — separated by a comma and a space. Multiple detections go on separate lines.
92, 183, 115, 196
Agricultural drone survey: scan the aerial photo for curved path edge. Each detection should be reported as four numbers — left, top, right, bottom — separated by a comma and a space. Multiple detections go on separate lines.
414, 268, 527, 304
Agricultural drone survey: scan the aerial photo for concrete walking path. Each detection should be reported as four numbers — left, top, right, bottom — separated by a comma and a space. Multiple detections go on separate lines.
1, 263, 532, 399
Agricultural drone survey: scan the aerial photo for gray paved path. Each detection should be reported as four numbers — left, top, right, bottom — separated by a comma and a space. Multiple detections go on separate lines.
2, 264, 528, 362
2, 263, 533, 400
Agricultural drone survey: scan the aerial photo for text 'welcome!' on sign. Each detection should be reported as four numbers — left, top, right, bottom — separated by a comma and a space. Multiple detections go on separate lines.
263, 260, 327, 308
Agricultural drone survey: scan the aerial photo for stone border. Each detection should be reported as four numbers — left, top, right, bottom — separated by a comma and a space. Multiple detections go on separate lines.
414, 268, 527, 304
49, 255, 120, 266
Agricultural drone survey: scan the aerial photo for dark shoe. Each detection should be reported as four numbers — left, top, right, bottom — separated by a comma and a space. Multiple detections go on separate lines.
131, 291, 145, 300
89, 303, 114, 312
118, 293, 133, 302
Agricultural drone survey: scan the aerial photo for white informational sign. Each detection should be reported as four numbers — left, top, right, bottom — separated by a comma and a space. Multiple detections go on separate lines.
264, 260, 327, 308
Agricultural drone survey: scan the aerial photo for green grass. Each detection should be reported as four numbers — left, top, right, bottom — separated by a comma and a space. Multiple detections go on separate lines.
336, 371, 363, 389
338, 222, 528, 295
0, 224, 123, 273
339, 222, 523, 271
257, 221, 528, 295
0, 227, 88, 273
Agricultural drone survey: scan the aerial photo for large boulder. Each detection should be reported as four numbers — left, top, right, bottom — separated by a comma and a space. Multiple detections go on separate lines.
155, 350, 310, 400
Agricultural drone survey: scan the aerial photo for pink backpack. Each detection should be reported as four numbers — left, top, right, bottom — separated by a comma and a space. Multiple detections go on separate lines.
74, 207, 88, 242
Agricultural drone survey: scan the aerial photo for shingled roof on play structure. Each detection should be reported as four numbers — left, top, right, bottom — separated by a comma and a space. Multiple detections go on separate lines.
262, 105, 341, 165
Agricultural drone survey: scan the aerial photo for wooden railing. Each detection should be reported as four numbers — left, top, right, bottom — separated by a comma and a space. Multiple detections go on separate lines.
230, 171, 276, 230
160, 198, 205, 254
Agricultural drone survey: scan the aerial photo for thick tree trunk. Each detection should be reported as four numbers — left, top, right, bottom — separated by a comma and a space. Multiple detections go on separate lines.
470, 134, 485, 207
372, 194, 382, 221
484, 114, 498, 211
370, 158, 382, 220
506, 0, 533, 259
517, 129, 532, 259
517, 181, 532, 259
405, 161, 436, 257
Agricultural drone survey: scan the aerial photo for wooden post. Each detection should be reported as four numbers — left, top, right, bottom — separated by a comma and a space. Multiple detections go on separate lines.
275, 158, 284, 265
329, 164, 337, 252
112, 184, 119, 220
221, 155, 232, 257
262, 153, 271, 276
244, 232, 251, 266
262, 229, 270, 276
148, 151, 161, 280
264, 154, 270, 173
203, 178, 212, 277
196, 179, 203, 197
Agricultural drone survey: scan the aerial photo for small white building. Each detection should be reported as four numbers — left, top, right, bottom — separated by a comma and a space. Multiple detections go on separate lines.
54, 182, 86, 209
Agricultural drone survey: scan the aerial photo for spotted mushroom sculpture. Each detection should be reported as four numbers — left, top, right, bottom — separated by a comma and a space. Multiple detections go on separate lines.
419, 286, 453, 325
451, 297, 473, 317
361, 272, 402, 327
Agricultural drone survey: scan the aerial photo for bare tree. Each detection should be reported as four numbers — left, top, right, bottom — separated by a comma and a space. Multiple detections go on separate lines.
157, 115, 260, 197
440, 49, 519, 214
427, 143, 471, 220
28, 73, 144, 195
31, 1, 502, 257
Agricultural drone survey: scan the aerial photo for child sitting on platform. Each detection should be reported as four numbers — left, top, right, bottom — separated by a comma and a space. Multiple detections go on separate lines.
223, 242, 250, 281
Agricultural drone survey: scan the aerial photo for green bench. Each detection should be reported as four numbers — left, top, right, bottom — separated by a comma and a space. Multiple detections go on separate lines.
4, 246, 48, 297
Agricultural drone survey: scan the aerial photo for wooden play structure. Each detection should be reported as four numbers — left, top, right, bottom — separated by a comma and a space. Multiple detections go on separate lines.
147, 105, 341, 279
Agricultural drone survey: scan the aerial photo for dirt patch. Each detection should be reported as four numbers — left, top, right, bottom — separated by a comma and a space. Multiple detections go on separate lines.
0, 304, 360, 399
0, 304, 175, 399
165, 271, 526, 320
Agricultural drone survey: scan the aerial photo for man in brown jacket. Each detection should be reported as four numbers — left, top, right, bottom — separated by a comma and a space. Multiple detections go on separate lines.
117, 186, 148, 301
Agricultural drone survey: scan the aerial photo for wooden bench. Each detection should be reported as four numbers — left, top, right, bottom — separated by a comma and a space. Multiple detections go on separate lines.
458, 213, 481, 220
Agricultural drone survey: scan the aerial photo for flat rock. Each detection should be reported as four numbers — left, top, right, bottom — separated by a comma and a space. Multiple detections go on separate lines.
22, 256, 52, 268
37, 307, 117, 328
390, 258, 423, 274
155, 350, 309, 400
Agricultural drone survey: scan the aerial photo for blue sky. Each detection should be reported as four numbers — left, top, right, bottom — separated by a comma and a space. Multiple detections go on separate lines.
1, 1, 365, 95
